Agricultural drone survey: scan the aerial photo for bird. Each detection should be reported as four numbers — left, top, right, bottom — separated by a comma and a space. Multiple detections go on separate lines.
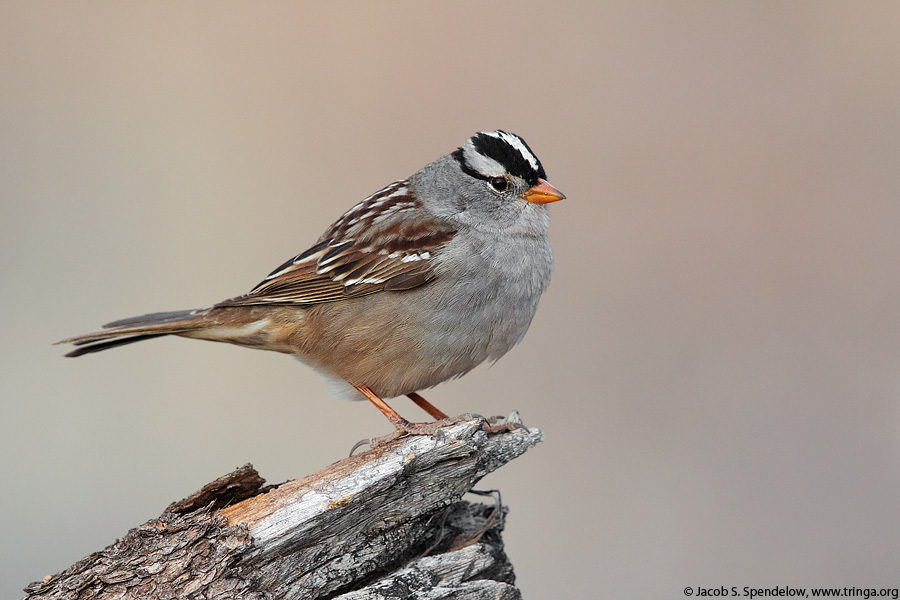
58, 130, 565, 437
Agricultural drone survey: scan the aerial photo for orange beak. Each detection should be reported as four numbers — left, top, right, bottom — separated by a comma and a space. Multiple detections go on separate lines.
520, 178, 566, 204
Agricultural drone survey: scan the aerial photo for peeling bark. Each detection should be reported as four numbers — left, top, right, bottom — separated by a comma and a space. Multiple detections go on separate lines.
24, 414, 542, 600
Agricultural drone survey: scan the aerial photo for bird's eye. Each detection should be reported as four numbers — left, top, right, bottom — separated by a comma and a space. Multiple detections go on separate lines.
488, 176, 509, 192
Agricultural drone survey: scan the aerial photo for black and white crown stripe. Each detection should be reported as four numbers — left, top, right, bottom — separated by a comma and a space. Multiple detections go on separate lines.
453, 130, 546, 186
208, 132, 554, 309
480, 131, 541, 173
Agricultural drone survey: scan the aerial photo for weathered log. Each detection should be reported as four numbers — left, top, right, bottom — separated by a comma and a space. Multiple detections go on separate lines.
23, 413, 542, 599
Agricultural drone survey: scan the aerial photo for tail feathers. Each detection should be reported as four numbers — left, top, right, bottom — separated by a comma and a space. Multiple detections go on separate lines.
57, 308, 206, 357
102, 309, 201, 329
64, 333, 169, 357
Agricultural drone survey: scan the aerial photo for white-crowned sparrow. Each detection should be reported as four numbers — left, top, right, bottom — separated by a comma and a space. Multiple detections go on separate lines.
58, 131, 565, 435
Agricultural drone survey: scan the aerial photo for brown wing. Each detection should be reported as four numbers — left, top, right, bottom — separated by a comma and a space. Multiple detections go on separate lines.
216, 180, 456, 308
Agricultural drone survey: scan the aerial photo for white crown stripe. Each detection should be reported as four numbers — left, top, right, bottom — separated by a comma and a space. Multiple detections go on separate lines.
480, 131, 540, 173
464, 147, 506, 178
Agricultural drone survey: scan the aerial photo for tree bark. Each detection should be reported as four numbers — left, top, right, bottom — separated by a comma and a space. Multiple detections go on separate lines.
23, 413, 542, 600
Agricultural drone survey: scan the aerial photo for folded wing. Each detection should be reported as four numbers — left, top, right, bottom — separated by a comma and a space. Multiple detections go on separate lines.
216, 180, 456, 307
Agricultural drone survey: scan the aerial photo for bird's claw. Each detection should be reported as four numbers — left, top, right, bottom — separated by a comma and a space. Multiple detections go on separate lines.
349, 411, 525, 455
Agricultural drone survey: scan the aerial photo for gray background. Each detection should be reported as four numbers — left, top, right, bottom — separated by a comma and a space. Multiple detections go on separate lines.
3, 2, 899, 598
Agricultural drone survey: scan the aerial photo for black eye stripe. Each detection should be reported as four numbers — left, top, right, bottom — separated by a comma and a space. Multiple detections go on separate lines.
451, 148, 489, 182
452, 132, 548, 188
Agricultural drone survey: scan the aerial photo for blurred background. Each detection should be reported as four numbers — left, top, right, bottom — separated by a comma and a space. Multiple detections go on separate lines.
2, 2, 899, 598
